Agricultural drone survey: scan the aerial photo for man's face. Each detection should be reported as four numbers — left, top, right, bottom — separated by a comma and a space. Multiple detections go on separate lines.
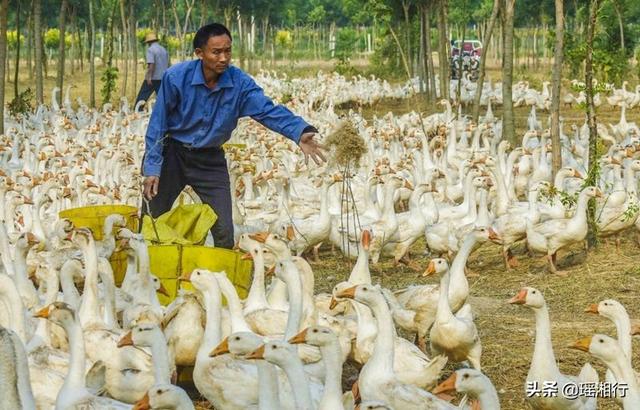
195, 34, 232, 76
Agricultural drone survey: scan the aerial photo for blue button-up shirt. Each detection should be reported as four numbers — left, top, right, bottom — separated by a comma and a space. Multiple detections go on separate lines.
142, 60, 312, 176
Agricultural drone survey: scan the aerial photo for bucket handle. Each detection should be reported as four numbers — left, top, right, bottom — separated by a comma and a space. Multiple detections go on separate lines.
141, 197, 162, 244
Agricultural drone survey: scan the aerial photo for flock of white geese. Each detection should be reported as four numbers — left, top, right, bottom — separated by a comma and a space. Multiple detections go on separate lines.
0, 72, 639, 410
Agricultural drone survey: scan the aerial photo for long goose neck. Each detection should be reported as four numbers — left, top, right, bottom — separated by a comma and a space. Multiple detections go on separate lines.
318, 340, 345, 409
531, 305, 559, 374
245, 249, 269, 310
60, 265, 80, 310
452, 235, 477, 273
218, 279, 252, 333
476, 189, 489, 224
368, 296, 395, 375
572, 191, 591, 224
435, 273, 455, 322
0, 222, 16, 277
283, 271, 303, 340
280, 352, 313, 410
348, 246, 371, 285
606, 352, 640, 396
198, 286, 222, 361
381, 183, 398, 219
149, 332, 172, 384
78, 239, 101, 327
318, 182, 330, 223
553, 169, 569, 190
257, 361, 281, 410
64, 318, 87, 390
611, 312, 632, 359
0, 328, 36, 410
1, 277, 29, 344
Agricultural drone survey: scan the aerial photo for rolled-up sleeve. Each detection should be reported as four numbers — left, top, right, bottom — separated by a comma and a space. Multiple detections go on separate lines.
239, 78, 311, 144
143, 72, 177, 176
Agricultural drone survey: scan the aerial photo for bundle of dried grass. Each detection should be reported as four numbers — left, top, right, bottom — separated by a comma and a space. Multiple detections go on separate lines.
324, 120, 367, 167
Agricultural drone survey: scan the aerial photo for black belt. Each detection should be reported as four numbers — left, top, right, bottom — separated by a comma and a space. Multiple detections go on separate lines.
169, 138, 223, 152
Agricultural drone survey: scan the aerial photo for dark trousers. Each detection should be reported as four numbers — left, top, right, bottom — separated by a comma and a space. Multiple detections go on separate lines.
135, 80, 161, 110
146, 139, 234, 249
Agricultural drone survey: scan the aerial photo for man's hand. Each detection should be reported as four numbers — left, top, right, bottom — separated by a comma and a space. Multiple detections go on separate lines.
146, 78, 153, 86
143, 176, 160, 200
299, 133, 327, 165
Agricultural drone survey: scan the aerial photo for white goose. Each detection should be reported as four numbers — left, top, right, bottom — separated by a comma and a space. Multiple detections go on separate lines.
509, 287, 597, 409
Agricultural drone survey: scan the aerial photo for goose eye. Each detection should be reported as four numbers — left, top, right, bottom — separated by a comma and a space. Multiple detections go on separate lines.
235, 336, 240, 340
253, 250, 258, 254
272, 344, 277, 349
532, 290, 536, 294
599, 339, 604, 343
463, 374, 469, 379
312, 329, 318, 333
157, 389, 162, 395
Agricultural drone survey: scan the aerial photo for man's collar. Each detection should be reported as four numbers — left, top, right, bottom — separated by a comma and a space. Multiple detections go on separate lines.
191, 60, 234, 89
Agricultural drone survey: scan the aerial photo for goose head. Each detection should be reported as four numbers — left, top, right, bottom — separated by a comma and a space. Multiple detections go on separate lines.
117, 323, 164, 348
181, 269, 219, 294
570, 334, 622, 363
508, 287, 545, 309
133, 384, 191, 410
288, 326, 336, 347
209, 331, 264, 358
15, 232, 41, 252
422, 258, 449, 277
248, 231, 289, 255
246, 339, 296, 367
584, 299, 628, 322
433, 368, 494, 398
33, 302, 76, 328
472, 226, 501, 244
335, 283, 384, 309
150, 275, 170, 297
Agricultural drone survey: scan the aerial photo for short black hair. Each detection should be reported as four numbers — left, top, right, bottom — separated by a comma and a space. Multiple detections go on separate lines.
193, 23, 232, 50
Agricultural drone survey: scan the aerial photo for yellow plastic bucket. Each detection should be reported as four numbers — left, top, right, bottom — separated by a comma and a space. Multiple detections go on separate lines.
58, 205, 252, 305
59, 205, 139, 240
59, 205, 139, 285
148, 244, 252, 306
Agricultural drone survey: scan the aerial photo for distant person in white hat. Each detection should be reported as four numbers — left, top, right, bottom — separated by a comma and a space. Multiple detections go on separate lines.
135, 32, 170, 111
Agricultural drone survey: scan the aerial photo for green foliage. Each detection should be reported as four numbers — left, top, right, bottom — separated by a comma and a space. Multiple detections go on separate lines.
101, 67, 119, 104
7, 89, 34, 118
308, 5, 327, 24
44, 28, 72, 50
622, 203, 640, 222
335, 27, 359, 60
275, 30, 293, 48
7, 31, 25, 50
164, 36, 181, 53
136, 28, 153, 43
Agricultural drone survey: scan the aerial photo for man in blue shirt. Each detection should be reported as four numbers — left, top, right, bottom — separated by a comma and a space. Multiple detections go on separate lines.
142, 23, 325, 249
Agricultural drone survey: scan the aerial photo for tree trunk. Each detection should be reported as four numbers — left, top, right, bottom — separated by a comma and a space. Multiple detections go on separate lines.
69, 5, 76, 75
550, 0, 564, 177
119, 0, 129, 99
585, 0, 601, 247
612, 1, 624, 53
89, 0, 96, 107
0, 0, 6, 133
501, 0, 515, 142
436, 0, 449, 100
456, 9, 467, 106
27, 1, 32, 80
34, 0, 43, 104
13, 0, 20, 99
419, 4, 427, 94
129, 0, 137, 102
402, 0, 412, 77
425, 4, 436, 103
56, 0, 68, 105
472, 0, 499, 122
76, 16, 83, 72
